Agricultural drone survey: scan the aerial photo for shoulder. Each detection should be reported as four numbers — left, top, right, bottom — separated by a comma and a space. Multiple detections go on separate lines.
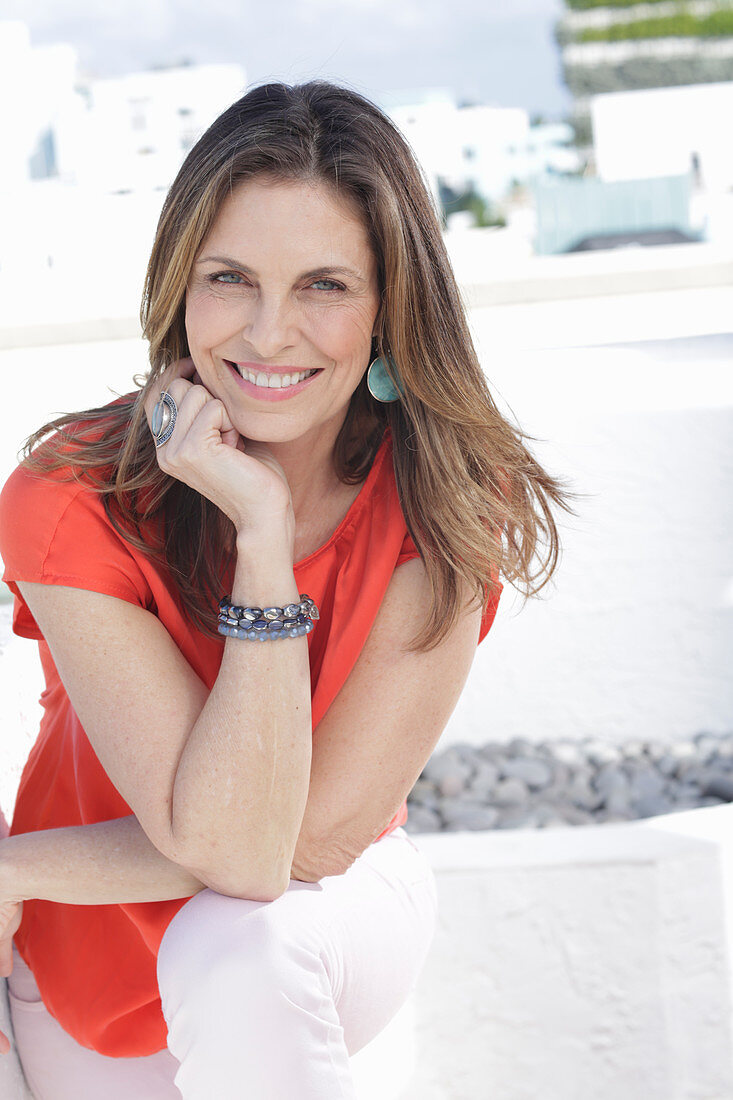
0, 458, 152, 634
0, 393, 139, 560
0, 461, 90, 567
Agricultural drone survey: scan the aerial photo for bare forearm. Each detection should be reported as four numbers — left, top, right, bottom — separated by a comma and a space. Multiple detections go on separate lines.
169, 539, 313, 897
0, 816, 206, 905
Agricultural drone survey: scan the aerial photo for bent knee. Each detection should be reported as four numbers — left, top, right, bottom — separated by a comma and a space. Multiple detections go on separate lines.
157, 886, 324, 1004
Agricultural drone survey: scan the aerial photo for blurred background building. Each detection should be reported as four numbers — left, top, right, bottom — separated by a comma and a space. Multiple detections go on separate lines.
555, 0, 733, 148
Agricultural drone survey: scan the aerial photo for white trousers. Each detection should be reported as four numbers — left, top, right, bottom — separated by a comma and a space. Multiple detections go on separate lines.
157, 826, 439, 1099
9, 826, 438, 1099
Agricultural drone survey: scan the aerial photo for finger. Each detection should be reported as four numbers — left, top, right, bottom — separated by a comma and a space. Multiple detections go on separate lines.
146, 377, 195, 443
168, 393, 240, 459
152, 384, 235, 467
144, 358, 196, 427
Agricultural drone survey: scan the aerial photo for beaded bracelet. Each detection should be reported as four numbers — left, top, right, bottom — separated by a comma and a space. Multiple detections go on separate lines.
217, 594, 320, 641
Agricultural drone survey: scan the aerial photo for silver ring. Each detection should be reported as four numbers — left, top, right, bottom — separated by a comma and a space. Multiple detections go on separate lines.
151, 391, 177, 447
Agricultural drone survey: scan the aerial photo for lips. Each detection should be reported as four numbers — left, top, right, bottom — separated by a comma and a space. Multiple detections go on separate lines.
224, 359, 323, 401
230, 363, 317, 386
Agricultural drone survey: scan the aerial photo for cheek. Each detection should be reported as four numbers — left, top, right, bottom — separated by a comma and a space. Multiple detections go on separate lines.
185, 292, 235, 348
309, 308, 375, 361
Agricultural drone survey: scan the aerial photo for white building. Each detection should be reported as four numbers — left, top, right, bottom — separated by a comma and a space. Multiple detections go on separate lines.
0, 22, 248, 285
0, 21, 247, 194
381, 88, 581, 219
0, 21, 78, 190
591, 80, 733, 192
68, 63, 247, 192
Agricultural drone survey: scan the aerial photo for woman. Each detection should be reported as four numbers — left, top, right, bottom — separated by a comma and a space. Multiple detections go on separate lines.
0, 80, 575, 1098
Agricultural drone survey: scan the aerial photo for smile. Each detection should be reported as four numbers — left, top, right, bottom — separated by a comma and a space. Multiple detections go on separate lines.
225, 360, 322, 401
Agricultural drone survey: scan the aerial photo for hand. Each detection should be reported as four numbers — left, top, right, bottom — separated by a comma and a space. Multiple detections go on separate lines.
0, 899, 22, 1055
144, 357, 296, 540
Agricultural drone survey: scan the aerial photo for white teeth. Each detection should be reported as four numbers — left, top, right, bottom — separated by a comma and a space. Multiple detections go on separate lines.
236, 366, 314, 389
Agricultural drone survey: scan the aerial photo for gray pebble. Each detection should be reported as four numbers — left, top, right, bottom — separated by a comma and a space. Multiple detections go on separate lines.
558, 805, 596, 826
438, 770, 470, 798
628, 765, 666, 803
593, 764, 629, 800
409, 779, 437, 805
404, 806, 442, 833
656, 753, 680, 778
694, 733, 723, 762
493, 777, 530, 806
567, 775, 603, 811
442, 806, 500, 831
605, 786, 633, 815
495, 805, 535, 829
507, 737, 537, 756
701, 775, 733, 802
439, 795, 488, 822
635, 794, 677, 818
531, 804, 568, 828
421, 754, 471, 787
468, 759, 500, 796
501, 757, 554, 789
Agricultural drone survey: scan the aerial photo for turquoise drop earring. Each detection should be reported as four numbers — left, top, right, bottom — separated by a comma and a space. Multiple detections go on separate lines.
366, 355, 403, 403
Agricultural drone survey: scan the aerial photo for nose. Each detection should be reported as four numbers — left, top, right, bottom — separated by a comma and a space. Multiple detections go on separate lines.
241, 292, 296, 360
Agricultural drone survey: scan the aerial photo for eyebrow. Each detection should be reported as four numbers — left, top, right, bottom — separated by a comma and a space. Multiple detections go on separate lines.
196, 255, 366, 284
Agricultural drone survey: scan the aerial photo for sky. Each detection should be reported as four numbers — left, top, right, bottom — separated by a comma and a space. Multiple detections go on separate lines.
7, 0, 572, 121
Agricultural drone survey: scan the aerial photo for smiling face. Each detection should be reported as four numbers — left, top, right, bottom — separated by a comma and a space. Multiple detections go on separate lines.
185, 174, 381, 446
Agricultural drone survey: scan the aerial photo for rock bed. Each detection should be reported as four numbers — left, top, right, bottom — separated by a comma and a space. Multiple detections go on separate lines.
404, 731, 733, 832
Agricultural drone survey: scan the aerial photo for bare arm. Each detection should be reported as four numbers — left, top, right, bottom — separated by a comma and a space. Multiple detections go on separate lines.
0, 817, 206, 906
17, 538, 311, 903
14, 372, 316, 902
0, 803, 323, 909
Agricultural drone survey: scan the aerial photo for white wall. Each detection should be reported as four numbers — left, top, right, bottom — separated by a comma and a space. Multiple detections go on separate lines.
443, 323, 733, 749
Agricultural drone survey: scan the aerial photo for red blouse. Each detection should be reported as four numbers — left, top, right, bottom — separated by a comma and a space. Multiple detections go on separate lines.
0, 416, 502, 1057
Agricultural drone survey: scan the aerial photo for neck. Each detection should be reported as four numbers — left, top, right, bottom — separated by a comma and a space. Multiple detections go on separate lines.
264, 417, 346, 524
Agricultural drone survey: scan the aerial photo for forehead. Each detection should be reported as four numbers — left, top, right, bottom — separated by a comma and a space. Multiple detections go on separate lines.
204, 176, 374, 264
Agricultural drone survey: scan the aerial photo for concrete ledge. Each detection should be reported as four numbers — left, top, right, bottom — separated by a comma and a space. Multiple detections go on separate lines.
398, 808, 733, 1100
459, 240, 733, 307
0, 316, 143, 351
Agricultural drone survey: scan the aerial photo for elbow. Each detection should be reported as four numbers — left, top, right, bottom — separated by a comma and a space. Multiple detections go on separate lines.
167, 844, 290, 902
164, 823, 294, 902
197, 870, 289, 902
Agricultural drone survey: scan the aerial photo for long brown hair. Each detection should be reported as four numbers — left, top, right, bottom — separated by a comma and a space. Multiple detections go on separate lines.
23, 79, 579, 651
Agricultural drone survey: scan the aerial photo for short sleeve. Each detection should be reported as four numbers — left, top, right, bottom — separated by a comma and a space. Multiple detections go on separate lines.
397, 529, 502, 646
0, 464, 153, 641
